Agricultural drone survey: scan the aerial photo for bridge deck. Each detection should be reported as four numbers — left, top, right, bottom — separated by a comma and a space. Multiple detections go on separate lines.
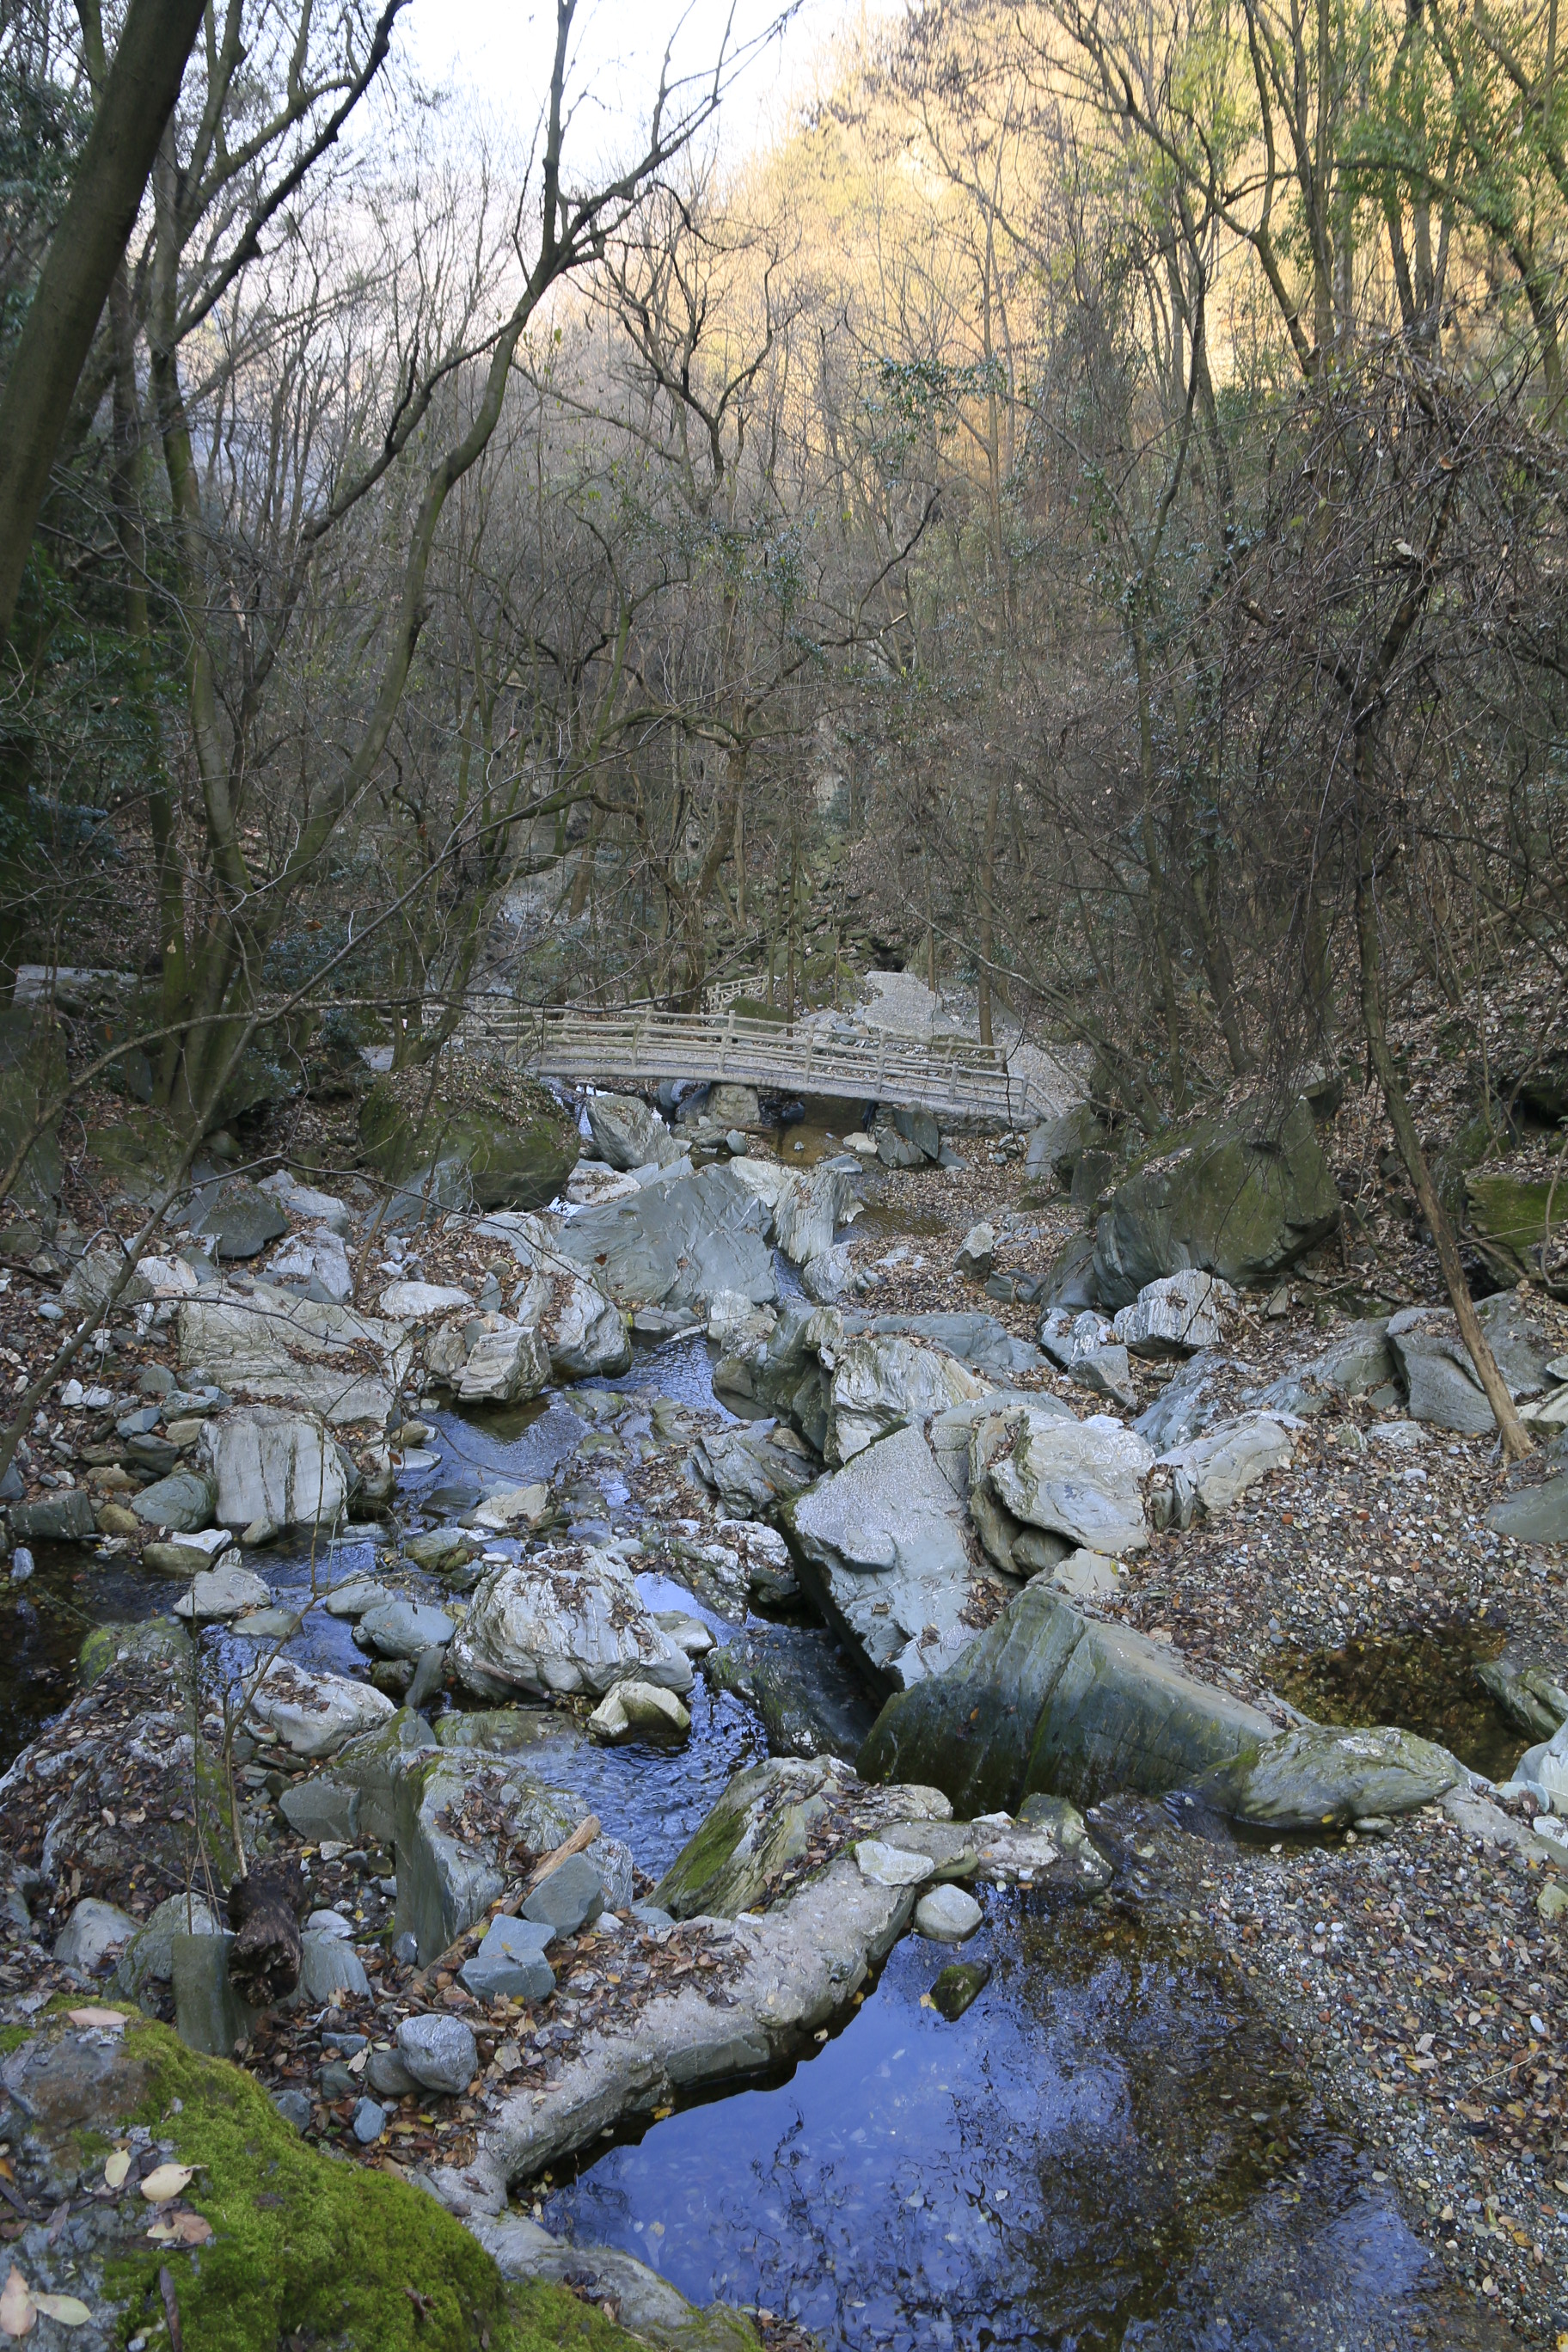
468, 1007, 1038, 1121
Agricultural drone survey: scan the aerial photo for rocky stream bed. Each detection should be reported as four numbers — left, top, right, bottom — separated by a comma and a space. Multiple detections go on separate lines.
0, 1084, 1565, 2351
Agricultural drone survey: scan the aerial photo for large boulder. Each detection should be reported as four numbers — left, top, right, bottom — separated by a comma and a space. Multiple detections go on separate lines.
704, 1626, 877, 1761
475, 1212, 631, 1377
1387, 1292, 1554, 1433
244, 1658, 395, 1756
391, 1749, 587, 1963
196, 1404, 350, 1529
450, 1546, 695, 1700
1153, 1412, 1294, 1528
1025, 1104, 1106, 1190
859, 1578, 1273, 1814
179, 1284, 411, 1425
585, 1092, 683, 1171
818, 1329, 989, 1463
850, 1310, 1040, 1380
973, 1406, 1151, 1559
692, 1420, 818, 1516
1187, 1724, 1462, 1830
1465, 1167, 1568, 1292
782, 1421, 991, 1689
187, 1177, 290, 1259
556, 1163, 777, 1314
359, 1065, 578, 1211
652, 1754, 949, 1919
427, 1308, 552, 1404
128, 1470, 215, 1534
1487, 1473, 1568, 1546
1092, 1094, 1339, 1310
773, 1161, 854, 1265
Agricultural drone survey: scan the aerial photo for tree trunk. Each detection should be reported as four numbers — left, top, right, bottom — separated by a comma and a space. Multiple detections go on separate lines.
0, 0, 208, 643
1355, 831, 1531, 1459
977, 766, 1000, 1050
1130, 619, 1185, 1106
227, 1860, 305, 2009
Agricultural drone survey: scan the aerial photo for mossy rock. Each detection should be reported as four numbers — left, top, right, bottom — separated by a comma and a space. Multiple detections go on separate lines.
11, 2002, 651, 2352
1092, 1093, 1339, 1310
79, 1615, 193, 1688
359, 1061, 578, 1212
1465, 1167, 1566, 1290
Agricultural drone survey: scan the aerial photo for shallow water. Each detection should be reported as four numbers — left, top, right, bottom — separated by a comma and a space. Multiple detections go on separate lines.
543, 1892, 1491, 2351
1277, 1623, 1528, 1785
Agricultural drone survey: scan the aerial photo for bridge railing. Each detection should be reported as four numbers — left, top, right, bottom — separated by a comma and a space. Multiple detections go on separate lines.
463, 1003, 1032, 1119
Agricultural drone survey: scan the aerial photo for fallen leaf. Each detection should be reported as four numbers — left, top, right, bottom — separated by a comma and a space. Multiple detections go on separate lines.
66, 2009, 124, 2034
139, 2165, 193, 2204
0, 2267, 33, 2338
146, 2213, 211, 2248
30, 2295, 90, 2327
102, 2152, 131, 2191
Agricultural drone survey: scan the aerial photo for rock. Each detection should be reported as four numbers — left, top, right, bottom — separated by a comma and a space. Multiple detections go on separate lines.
1487, 1473, 1568, 1545
521, 1853, 604, 1937
172, 1930, 259, 2055
180, 1285, 410, 1425
261, 1172, 352, 1233
820, 1330, 988, 1463
355, 1598, 456, 1661
142, 1526, 236, 1575
1314, 1320, 1395, 1396
931, 1960, 989, 2018
473, 1483, 550, 1534
173, 1559, 273, 1620
189, 1177, 290, 1259
535, 1270, 630, 1381
11, 1487, 99, 1541
1026, 1104, 1108, 1190
360, 1069, 578, 1210
585, 1093, 682, 1171
854, 1837, 934, 1887
566, 1162, 641, 1207
297, 1931, 371, 2002
557, 1163, 777, 1314
195, 1404, 349, 1530
692, 1422, 817, 1516
450, 1547, 694, 1701
955, 1222, 996, 1282
436, 1311, 553, 1405
1092, 1094, 1339, 1310
397, 2013, 478, 2096
1466, 1167, 1568, 1289
783, 1422, 989, 1689
879, 1105, 941, 1164
1155, 1412, 1294, 1528
393, 1751, 585, 1961
1188, 1724, 1463, 1830
975, 1406, 1151, 1559
1051, 1548, 1123, 1600
654, 1755, 886, 1918
270, 1227, 354, 1303
379, 1279, 472, 1318
245, 1658, 395, 1756
774, 1161, 854, 1265
800, 1244, 860, 1304
1037, 1231, 1099, 1314
62, 1242, 153, 1313
115, 1894, 224, 1997
406, 1645, 446, 1712
404, 1528, 478, 1572
858, 1577, 1273, 1815
854, 1310, 1039, 1381
273, 2086, 313, 2130
468, 2216, 758, 2352
1131, 1351, 1231, 1453
1112, 1271, 1235, 1358
279, 1780, 361, 1844
322, 1575, 389, 1617
915, 1883, 983, 1942
53, 1896, 138, 1971
588, 1680, 692, 1742
129, 1467, 217, 1532
1069, 1343, 1136, 1411
1389, 1293, 1555, 1433
352, 2097, 386, 2144
461, 1914, 555, 2002
704, 1622, 874, 1759
707, 1289, 778, 1359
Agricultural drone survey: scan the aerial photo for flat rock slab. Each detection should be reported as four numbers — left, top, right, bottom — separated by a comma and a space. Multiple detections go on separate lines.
180, 1285, 411, 1425
442, 1853, 917, 2202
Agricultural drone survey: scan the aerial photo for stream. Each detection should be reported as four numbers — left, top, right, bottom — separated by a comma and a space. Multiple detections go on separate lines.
2, 1262, 1505, 2350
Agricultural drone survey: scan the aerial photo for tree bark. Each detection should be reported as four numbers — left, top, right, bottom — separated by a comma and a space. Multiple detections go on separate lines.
226, 1860, 305, 2008
0, 0, 208, 643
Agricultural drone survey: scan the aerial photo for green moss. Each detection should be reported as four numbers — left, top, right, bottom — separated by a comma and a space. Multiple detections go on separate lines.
652, 1792, 750, 1916
358, 1061, 578, 1212
98, 2015, 644, 2352
78, 1617, 192, 1689
0, 2024, 29, 2055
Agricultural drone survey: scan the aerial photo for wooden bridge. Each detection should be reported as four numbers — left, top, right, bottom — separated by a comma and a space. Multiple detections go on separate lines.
465, 1004, 1042, 1122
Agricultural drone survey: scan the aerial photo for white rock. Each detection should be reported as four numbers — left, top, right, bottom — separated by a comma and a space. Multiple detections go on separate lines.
587, 1680, 693, 1742
454, 1314, 552, 1404
197, 1404, 350, 1530
136, 1254, 200, 1298
774, 1161, 854, 1265
982, 1410, 1152, 1556
1112, 1271, 1235, 1359
173, 1560, 273, 1620
270, 1228, 354, 1303
179, 1285, 410, 1425
707, 1289, 778, 1360
914, 1883, 983, 1942
1157, 1412, 1294, 1527
1051, 1547, 1124, 1598
304, 1908, 355, 1939
450, 1547, 695, 1701
854, 1838, 935, 1888
380, 1280, 473, 1318
825, 1332, 989, 1463
472, 1482, 550, 1533
54, 1896, 138, 1970
260, 1173, 352, 1234
244, 1658, 395, 1756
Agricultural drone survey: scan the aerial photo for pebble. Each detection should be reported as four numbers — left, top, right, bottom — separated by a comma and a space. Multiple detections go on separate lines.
351, 2098, 386, 2145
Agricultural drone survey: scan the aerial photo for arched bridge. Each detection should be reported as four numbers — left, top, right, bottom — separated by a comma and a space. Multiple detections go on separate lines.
465, 1004, 1045, 1123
